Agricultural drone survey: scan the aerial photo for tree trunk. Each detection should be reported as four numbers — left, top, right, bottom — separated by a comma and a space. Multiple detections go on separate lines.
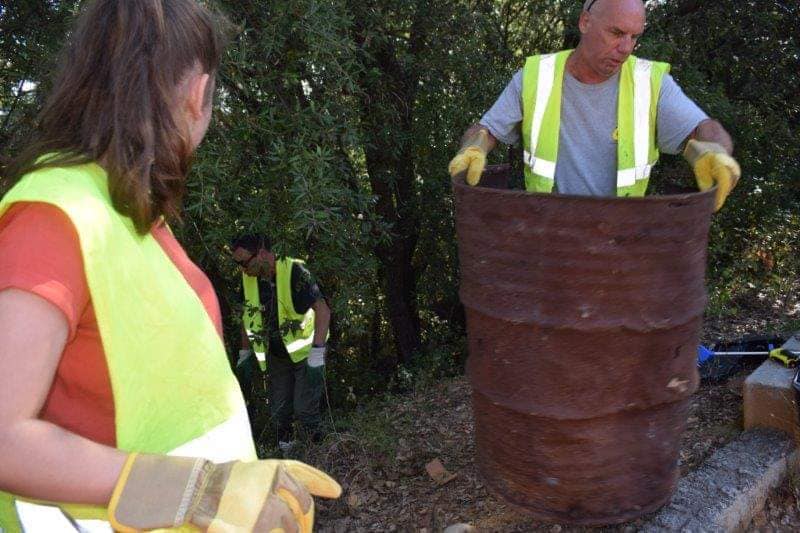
352, 4, 430, 365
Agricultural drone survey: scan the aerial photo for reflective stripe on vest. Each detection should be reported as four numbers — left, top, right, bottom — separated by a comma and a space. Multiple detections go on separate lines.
276, 258, 315, 363
241, 258, 316, 367
522, 52, 563, 185
14, 500, 112, 533
0, 162, 256, 532
242, 273, 267, 368
521, 51, 670, 196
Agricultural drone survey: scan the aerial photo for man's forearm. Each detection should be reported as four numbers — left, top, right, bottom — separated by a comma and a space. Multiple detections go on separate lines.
313, 315, 330, 345
461, 123, 498, 153
691, 119, 734, 154
312, 302, 330, 346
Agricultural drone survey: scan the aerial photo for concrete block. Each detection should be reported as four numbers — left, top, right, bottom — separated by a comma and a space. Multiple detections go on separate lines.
643, 429, 799, 532
743, 360, 800, 440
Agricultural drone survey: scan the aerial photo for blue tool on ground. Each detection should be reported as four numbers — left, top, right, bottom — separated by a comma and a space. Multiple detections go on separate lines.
697, 334, 800, 368
698, 335, 788, 382
696, 345, 774, 365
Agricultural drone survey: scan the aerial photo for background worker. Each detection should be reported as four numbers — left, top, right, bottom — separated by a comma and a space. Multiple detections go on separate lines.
0, 1, 338, 531
449, 0, 741, 210
232, 235, 331, 453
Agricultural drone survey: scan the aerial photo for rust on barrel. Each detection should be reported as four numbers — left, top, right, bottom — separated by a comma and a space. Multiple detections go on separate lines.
453, 165, 715, 525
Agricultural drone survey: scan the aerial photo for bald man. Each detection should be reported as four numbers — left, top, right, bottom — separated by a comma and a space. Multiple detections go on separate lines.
449, 0, 740, 211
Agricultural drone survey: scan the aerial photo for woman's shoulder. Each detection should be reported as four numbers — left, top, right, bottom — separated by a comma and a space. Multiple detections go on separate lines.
0, 201, 77, 236
0, 202, 84, 275
0, 201, 89, 337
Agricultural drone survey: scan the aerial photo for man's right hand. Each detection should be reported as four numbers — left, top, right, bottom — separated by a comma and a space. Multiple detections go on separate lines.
448, 128, 492, 186
109, 453, 341, 532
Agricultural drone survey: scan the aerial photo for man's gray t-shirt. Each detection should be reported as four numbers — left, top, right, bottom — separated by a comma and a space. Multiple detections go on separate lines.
479, 68, 708, 196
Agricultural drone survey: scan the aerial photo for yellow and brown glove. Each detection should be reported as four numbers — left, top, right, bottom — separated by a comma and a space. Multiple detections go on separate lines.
109, 453, 341, 532
448, 128, 493, 186
684, 139, 741, 211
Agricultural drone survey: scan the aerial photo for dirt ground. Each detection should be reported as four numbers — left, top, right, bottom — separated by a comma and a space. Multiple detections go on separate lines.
296, 304, 800, 531
306, 372, 748, 532
746, 475, 800, 532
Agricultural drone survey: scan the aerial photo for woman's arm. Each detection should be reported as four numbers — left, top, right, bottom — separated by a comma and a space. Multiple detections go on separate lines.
0, 288, 126, 504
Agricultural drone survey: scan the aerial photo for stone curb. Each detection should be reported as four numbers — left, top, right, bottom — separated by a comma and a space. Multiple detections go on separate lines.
643, 429, 798, 532
744, 359, 800, 439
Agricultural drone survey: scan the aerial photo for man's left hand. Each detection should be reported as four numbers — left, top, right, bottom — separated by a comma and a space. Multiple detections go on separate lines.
684, 139, 741, 211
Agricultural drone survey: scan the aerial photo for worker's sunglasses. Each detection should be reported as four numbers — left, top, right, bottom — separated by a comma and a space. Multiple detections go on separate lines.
585, 0, 599, 11
233, 253, 256, 268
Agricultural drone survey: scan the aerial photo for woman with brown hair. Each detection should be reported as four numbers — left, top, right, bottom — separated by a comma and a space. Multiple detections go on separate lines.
0, 1, 339, 531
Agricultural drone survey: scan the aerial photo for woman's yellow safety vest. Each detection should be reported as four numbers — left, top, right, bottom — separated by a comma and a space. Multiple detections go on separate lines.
241, 257, 315, 370
521, 50, 670, 196
0, 162, 256, 532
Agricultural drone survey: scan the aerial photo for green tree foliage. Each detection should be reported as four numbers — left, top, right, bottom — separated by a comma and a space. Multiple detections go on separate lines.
640, 0, 800, 316
1, 0, 799, 405
0, 1, 81, 160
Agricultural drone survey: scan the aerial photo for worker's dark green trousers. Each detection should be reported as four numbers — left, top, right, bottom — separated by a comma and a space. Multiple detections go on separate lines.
267, 353, 323, 443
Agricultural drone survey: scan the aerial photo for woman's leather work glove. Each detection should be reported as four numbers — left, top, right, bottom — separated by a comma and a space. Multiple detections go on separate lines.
109, 453, 341, 532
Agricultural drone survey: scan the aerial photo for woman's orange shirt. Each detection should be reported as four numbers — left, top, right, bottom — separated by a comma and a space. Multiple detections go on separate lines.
0, 202, 223, 447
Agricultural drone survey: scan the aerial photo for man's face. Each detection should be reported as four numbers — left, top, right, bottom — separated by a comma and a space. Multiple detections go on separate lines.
232, 247, 275, 278
578, 0, 646, 80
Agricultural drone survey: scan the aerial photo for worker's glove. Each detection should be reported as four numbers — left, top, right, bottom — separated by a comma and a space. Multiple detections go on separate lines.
448, 129, 492, 186
109, 453, 341, 532
306, 345, 326, 390
684, 139, 741, 211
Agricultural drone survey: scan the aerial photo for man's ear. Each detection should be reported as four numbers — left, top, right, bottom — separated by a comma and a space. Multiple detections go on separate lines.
578, 11, 590, 34
186, 72, 211, 120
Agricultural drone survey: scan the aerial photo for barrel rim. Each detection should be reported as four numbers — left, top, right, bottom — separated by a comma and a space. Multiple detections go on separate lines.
451, 172, 717, 205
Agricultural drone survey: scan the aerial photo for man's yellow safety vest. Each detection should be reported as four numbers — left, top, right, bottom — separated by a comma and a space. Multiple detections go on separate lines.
521, 50, 670, 196
241, 257, 315, 370
0, 162, 256, 532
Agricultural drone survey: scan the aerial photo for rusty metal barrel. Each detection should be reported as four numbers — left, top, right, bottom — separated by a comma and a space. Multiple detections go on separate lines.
454, 165, 715, 525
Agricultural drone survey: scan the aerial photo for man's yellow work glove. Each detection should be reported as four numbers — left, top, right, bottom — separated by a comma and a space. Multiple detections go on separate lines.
684, 139, 741, 211
448, 129, 492, 186
108, 453, 341, 532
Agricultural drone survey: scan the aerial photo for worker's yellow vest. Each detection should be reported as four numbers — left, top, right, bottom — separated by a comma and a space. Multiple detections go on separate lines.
242, 257, 315, 370
521, 50, 670, 196
0, 162, 256, 532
